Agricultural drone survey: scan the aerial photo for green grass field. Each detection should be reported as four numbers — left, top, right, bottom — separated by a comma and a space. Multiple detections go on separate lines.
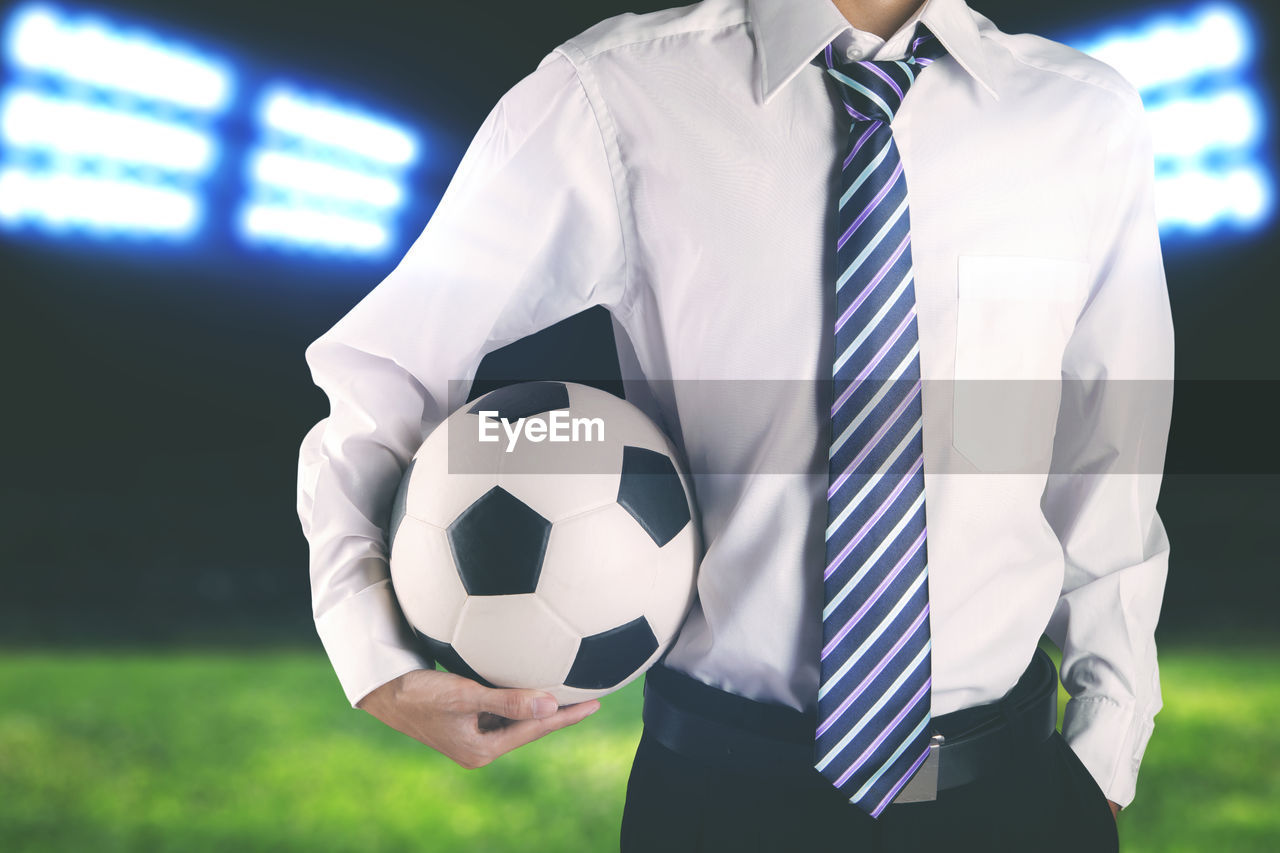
1, 645, 1276, 852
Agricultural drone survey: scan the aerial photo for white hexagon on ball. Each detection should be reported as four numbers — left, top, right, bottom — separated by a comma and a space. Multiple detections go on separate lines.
537, 503, 659, 638
402, 415, 507, 528
387, 516, 468, 643
641, 520, 699, 644
451, 594, 581, 692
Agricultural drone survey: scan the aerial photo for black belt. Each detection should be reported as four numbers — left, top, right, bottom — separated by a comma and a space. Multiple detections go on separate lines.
641, 647, 1058, 797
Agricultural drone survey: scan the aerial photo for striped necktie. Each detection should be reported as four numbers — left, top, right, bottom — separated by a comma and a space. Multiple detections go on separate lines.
814, 22, 947, 819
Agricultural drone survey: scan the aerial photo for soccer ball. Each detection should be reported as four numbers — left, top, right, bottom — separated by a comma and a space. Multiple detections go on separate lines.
387, 381, 700, 705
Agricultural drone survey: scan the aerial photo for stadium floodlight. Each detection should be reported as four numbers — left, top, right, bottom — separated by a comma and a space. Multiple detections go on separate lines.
244, 82, 418, 254
1, 88, 217, 173
238, 203, 390, 252
3, 4, 232, 113
1074, 4, 1250, 94
1154, 164, 1271, 231
249, 150, 403, 208
0, 166, 199, 234
259, 86, 417, 166
1069, 4, 1269, 236
0, 4, 230, 240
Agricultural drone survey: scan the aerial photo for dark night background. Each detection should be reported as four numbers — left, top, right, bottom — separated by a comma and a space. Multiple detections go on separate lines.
1, 0, 1276, 646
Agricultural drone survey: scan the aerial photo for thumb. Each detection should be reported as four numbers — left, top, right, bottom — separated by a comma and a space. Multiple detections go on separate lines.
473, 685, 561, 721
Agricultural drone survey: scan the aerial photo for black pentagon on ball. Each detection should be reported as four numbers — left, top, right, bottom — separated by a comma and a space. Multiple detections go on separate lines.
563, 616, 660, 690
386, 458, 416, 553
447, 486, 551, 595
467, 381, 571, 422
616, 446, 691, 547
414, 630, 494, 687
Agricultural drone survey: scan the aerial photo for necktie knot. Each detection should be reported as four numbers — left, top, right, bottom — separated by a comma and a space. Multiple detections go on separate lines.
821, 23, 947, 124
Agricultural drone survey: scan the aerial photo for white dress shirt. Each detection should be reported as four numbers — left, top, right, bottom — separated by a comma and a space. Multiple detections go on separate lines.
296, 0, 1173, 807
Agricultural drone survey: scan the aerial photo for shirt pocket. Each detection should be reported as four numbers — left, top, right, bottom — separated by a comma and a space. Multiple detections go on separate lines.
951, 255, 1089, 472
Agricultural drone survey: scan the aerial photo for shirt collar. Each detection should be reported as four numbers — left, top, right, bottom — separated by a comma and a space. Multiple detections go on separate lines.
748, 0, 1000, 105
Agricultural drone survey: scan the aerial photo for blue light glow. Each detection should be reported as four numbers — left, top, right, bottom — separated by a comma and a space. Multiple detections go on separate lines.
0, 165, 199, 234
1, 88, 216, 173
1155, 165, 1272, 231
239, 203, 390, 252
0, 4, 423, 253
0, 4, 230, 240
240, 83, 418, 255
1071, 3, 1270, 235
4, 4, 233, 112
249, 150, 403, 208
1074, 4, 1250, 95
259, 86, 417, 167
1144, 88, 1263, 162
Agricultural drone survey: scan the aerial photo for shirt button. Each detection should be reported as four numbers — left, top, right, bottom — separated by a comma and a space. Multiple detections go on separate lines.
846, 46, 864, 60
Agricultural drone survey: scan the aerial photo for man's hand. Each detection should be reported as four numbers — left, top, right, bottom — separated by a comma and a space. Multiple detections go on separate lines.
1108, 800, 1120, 820
357, 668, 601, 769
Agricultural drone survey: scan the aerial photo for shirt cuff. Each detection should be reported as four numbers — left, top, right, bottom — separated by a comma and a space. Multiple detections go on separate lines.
1061, 694, 1157, 809
314, 580, 434, 707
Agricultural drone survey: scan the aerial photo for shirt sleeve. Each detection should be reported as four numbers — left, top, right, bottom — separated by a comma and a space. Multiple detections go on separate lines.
296, 48, 629, 707
1040, 84, 1174, 809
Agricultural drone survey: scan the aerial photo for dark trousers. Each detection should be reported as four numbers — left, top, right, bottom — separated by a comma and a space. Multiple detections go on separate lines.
620, 675, 1119, 852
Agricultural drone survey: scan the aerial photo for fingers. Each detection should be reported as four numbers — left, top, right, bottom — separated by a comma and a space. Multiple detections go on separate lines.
471, 684, 563, 721
482, 700, 602, 755
358, 670, 603, 770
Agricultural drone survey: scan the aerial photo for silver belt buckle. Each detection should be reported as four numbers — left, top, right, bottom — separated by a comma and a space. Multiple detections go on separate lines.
892, 734, 944, 804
